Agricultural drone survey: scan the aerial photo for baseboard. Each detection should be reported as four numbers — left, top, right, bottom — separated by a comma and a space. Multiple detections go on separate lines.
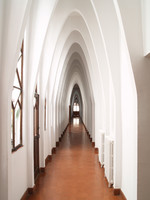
45, 155, 52, 166
52, 147, 56, 154
40, 167, 45, 173
56, 141, 59, 147
63, 123, 69, 134
114, 189, 120, 195
28, 185, 36, 195
82, 122, 89, 133
82, 123, 93, 143
21, 185, 36, 199
114, 189, 127, 199
95, 148, 99, 154
92, 142, 95, 147
21, 189, 29, 200
28, 188, 33, 195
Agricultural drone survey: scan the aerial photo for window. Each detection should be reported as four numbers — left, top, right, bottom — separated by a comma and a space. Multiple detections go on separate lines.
11, 42, 23, 152
73, 102, 79, 112
44, 98, 47, 130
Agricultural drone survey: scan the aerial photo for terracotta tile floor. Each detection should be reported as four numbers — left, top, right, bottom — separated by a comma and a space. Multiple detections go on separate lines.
28, 119, 124, 200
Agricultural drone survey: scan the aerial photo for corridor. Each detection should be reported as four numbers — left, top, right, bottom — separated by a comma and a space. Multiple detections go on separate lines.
28, 119, 124, 200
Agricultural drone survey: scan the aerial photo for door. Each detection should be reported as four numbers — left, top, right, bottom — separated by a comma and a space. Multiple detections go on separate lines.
69, 105, 71, 123
33, 93, 40, 181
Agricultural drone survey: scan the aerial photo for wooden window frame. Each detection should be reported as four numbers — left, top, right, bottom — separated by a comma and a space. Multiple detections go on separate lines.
11, 42, 23, 152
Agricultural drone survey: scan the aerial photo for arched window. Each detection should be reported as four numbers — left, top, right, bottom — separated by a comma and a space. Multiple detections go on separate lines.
11, 42, 23, 152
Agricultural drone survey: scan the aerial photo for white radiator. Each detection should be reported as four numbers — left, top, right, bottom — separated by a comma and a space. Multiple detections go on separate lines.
100, 132, 105, 167
105, 136, 114, 187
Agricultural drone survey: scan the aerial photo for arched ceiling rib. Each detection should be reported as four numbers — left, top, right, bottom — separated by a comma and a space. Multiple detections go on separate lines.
37, 0, 110, 134
41, 9, 105, 104
51, 36, 94, 106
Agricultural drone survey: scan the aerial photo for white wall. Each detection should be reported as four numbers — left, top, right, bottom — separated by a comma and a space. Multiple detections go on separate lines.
12, 148, 27, 200
141, 0, 150, 56
117, 0, 150, 199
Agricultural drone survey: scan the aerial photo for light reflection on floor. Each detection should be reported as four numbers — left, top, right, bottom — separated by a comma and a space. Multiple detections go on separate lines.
73, 117, 79, 126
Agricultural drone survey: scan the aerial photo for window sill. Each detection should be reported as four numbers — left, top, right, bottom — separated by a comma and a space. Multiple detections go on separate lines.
12, 144, 23, 153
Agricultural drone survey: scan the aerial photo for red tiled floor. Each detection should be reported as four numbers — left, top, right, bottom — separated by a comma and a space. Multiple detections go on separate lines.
28, 119, 124, 200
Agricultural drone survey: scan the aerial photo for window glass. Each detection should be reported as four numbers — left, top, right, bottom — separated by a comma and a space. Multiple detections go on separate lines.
13, 72, 20, 88
17, 59, 22, 77
73, 103, 79, 112
11, 108, 14, 149
15, 103, 21, 146
12, 88, 20, 106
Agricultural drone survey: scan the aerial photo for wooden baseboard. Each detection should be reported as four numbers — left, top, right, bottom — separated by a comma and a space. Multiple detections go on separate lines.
45, 155, 52, 166
52, 147, 56, 154
114, 188, 127, 199
114, 189, 120, 195
82, 122, 89, 134
56, 142, 59, 147
63, 123, 69, 134
95, 148, 99, 154
40, 167, 45, 173
28, 186, 36, 195
21, 185, 36, 199
28, 188, 33, 195
104, 174, 126, 199
21, 189, 29, 200
92, 142, 95, 147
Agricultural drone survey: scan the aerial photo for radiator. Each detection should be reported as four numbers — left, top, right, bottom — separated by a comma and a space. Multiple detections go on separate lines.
105, 136, 114, 187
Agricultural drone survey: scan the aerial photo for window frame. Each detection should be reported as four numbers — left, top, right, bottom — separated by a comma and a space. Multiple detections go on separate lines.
11, 42, 23, 152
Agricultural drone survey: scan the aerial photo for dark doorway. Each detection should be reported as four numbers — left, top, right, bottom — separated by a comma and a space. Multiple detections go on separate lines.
33, 92, 40, 181
70, 84, 83, 119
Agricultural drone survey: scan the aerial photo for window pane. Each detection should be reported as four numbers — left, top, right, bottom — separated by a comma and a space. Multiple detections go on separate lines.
13, 72, 20, 88
76, 105, 79, 111
15, 103, 21, 147
12, 88, 21, 106
19, 50, 22, 58
73, 104, 76, 111
17, 58, 22, 78
11, 108, 13, 148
